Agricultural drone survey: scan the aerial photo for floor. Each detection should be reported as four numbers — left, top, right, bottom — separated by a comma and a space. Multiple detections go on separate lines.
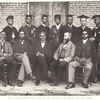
0, 80, 100, 96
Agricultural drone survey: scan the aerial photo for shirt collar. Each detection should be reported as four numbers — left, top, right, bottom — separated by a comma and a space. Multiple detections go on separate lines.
82, 39, 88, 44
42, 23, 46, 27
8, 25, 13, 28
68, 24, 72, 28
0, 40, 5, 43
27, 24, 32, 27
56, 24, 61, 30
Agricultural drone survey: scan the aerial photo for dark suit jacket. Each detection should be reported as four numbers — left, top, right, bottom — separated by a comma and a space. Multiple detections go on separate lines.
75, 39, 96, 62
60, 24, 78, 44
12, 39, 32, 60
50, 24, 63, 44
36, 25, 50, 42
19, 24, 37, 44
77, 26, 92, 41
33, 40, 52, 69
3, 25, 18, 44
91, 26, 100, 50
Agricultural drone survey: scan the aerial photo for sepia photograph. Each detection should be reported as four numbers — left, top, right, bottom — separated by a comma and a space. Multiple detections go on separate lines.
0, 0, 100, 98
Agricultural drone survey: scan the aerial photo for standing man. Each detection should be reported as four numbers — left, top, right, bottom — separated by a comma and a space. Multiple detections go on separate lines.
36, 14, 50, 42
19, 15, 37, 45
3, 15, 18, 45
50, 14, 63, 54
0, 31, 17, 87
65, 30, 96, 89
33, 31, 52, 86
13, 30, 36, 87
77, 14, 92, 41
60, 15, 78, 44
90, 15, 100, 83
50, 32, 75, 86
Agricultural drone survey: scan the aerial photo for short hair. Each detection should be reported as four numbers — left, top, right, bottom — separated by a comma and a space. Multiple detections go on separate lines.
41, 14, 48, 19
64, 32, 72, 37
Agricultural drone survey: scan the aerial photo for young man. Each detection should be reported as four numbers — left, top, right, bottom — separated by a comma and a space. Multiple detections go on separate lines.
0, 31, 17, 87
19, 15, 37, 45
90, 15, 100, 83
77, 15, 92, 41
13, 30, 36, 87
3, 15, 18, 45
50, 32, 75, 86
65, 30, 96, 89
50, 14, 63, 54
36, 14, 50, 42
33, 31, 52, 86
60, 14, 78, 44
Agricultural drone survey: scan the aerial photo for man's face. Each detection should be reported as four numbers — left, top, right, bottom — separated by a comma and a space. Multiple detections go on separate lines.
67, 16, 73, 25
7, 19, 13, 26
80, 18, 87, 26
19, 31, 25, 40
40, 32, 46, 41
64, 32, 70, 40
26, 17, 32, 25
42, 17, 48, 25
0, 32, 6, 41
82, 31, 88, 40
94, 17, 100, 26
55, 18, 61, 25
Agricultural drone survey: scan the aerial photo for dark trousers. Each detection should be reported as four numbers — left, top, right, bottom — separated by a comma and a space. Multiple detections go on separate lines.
0, 57, 17, 81
50, 60, 67, 84
35, 56, 48, 80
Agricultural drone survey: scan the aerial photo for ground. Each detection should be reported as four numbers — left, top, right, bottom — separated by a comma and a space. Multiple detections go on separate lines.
0, 80, 100, 96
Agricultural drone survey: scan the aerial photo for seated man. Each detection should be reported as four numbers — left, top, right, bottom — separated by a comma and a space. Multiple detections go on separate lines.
65, 30, 96, 89
13, 30, 36, 87
33, 31, 52, 86
50, 32, 75, 86
0, 31, 17, 87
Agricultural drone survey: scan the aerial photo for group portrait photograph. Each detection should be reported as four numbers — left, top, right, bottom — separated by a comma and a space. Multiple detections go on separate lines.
0, 0, 100, 97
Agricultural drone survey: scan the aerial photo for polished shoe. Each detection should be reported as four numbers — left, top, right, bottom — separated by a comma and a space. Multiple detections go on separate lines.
36, 80, 40, 86
8, 80, 15, 86
2, 81, 7, 87
17, 80, 23, 87
49, 83, 58, 86
30, 75, 36, 81
65, 82, 75, 89
81, 82, 88, 88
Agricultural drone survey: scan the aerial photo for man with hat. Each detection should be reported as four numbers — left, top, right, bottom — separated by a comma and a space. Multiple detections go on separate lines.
90, 15, 100, 83
65, 30, 96, 89
36, 14, 50, 42
77, 14, 92, 41
19, 15, 37, 45
3, 15, 18, 45
50, 14, 63, 54
60, 14, 78, 44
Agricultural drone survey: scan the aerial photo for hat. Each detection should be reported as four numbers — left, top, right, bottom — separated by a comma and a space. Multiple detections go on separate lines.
54, 14, 61, 19
66, 14, 74, 17
26, 14, 35, 18
6, 15, 14, 20
91, 15, 100, 19
41, 14, 48, 18
78, 14, 89, 19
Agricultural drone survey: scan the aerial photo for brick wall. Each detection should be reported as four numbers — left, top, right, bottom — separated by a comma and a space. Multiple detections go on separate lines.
0, 2, 27, 31
69, 1, 100, 29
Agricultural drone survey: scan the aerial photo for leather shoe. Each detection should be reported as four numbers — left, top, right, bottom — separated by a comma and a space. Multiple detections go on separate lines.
81, 82, 88, 88
30, 75, 36, 81
17, 80, 23, 87
2, 81, 7, 87
8, 80, 15, 86
65, 82, 75, 89
36, 80, 40, 86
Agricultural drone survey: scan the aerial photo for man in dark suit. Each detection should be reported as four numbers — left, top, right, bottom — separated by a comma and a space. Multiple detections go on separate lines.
36, 14, 50, 42
3, 15, 18, 45
60, 14, 78, 44
0, 31, 17, 87
65, 30, 96, 89
19, 15, 37, 45
33, 31, 52, 86
50, 14, 63, 54
77, 15, 92, 41
90, 15, 100, 83
13, 30, 36, 87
